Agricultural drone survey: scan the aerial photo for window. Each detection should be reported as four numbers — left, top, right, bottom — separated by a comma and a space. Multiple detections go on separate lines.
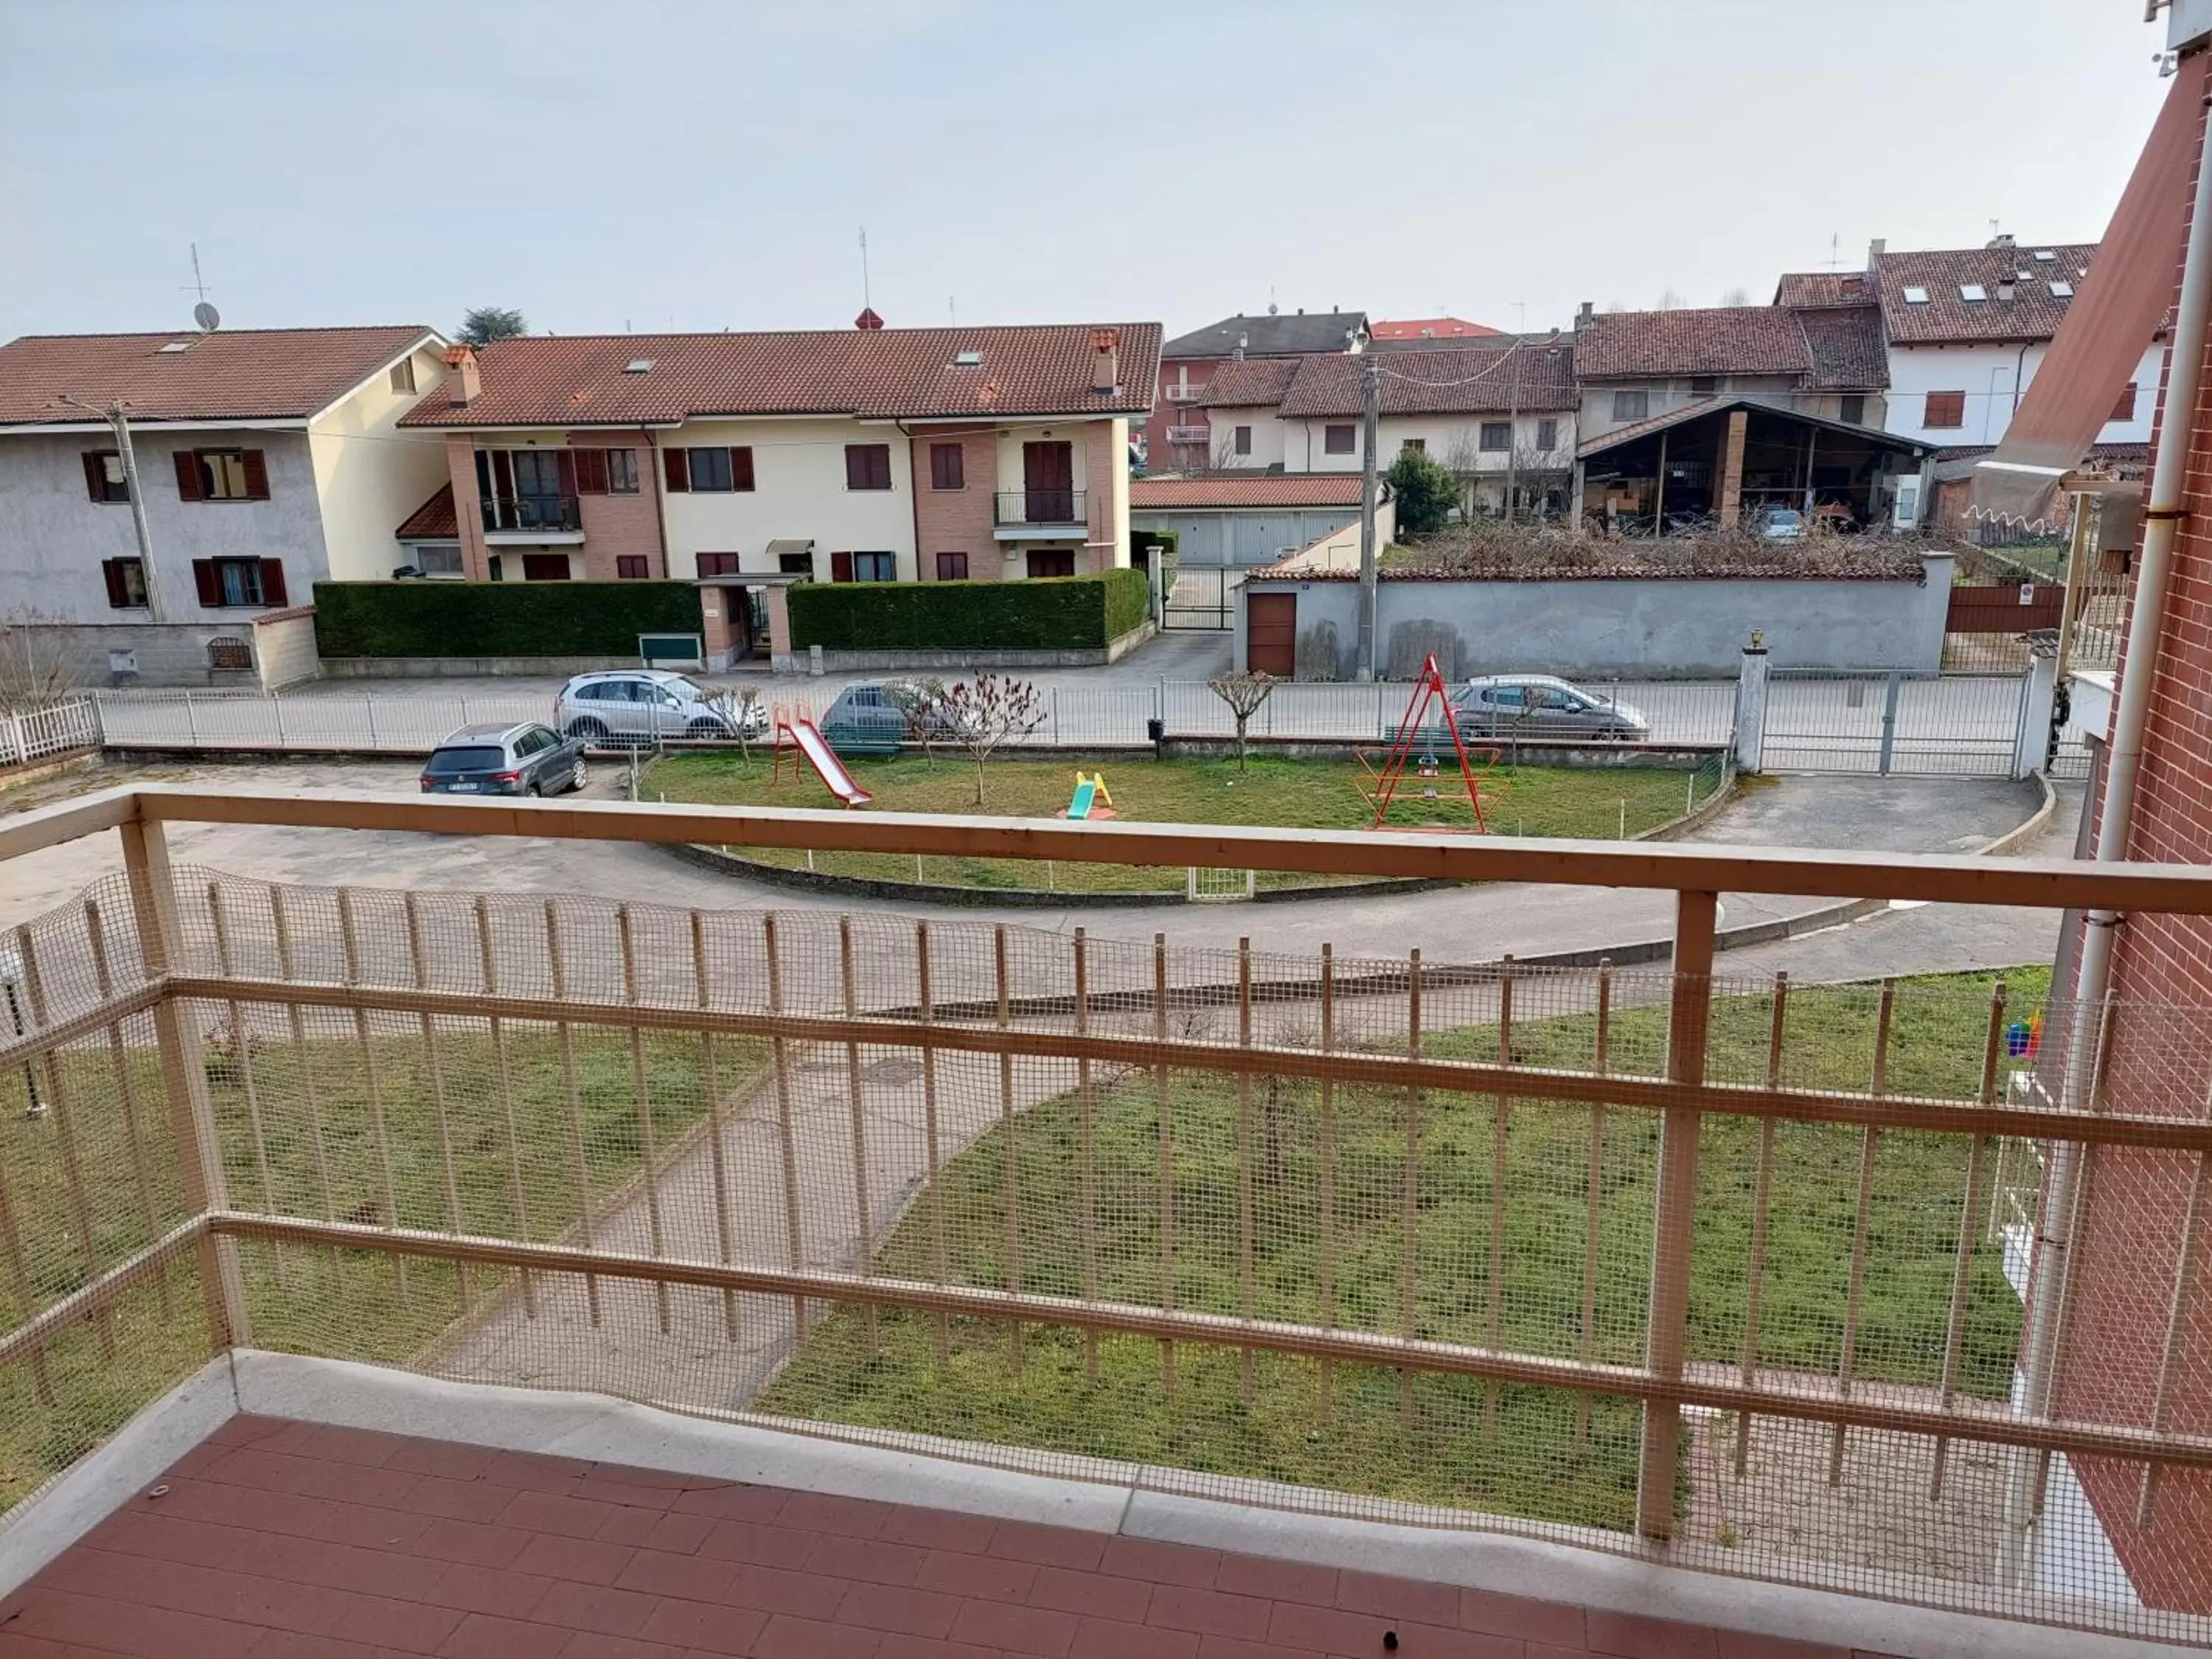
206, 637, 252, 672
101, 557, 147, 608
846, 443, 893, 490
389, 358, 416, 394
2050, 280, 2075, 299
1902, 286, 1930, 304
1958, 283, 1987, 302
521, 553, 571, 581
82, 451, 130, 502
414, 545, 464, 578
1689, 375, 1717, 396
779, 551, 813, 575
1026, 549, 1076, 579
175, 448, 268, 501
936, 551, 970, 580
663, 447, 750, 492
929, 442, 965, 490
608, 448, 639, 493
1234, 425, 1252, 456
1324, 424, 1355, 455
696, 552, 743, 577
1478, 422, 1511, 451
687, 447, 734, 491
1922, 390, 1966, 429
616, 555, 650, 578
2110, 383, 2139, 423
1840, 394, 1865, 425
191, 557, 285, 608
572, 448, 608, 494
1535, 418, 1558, 451
1612, 389, 1648, 422
830, 551, 897, 582
1400, 438, 1425, 453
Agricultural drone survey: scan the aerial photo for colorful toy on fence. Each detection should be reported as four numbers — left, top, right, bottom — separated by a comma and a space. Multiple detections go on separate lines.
1354, 653, 1500, 832
2004, 1012, 2043, 1059
1064, 771, 1115, 821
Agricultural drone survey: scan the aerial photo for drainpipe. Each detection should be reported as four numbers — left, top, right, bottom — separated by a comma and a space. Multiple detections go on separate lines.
2002, 93, 2212, 1587
644, 428, 672, 579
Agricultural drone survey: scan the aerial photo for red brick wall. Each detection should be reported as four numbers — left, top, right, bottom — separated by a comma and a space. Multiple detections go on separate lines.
910, 428, 998, 581
566, 431, 664, 579
2052, 86, 2212, 1613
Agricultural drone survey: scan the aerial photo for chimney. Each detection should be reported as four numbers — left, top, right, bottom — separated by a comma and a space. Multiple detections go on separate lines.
854, 307, 885, 331
1987, 232, 2015, 250
1576, 300, 1595, 325
1091, 327, 1120, 394
1997, 277, 2017, 302
443, 344, 479, 406
1867, 237, 1885, 271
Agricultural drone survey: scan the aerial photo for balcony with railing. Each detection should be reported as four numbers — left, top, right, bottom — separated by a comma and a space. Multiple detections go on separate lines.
0, 787, 2208, 1654
992, 488, 1088, 537
480, 492, 584, 540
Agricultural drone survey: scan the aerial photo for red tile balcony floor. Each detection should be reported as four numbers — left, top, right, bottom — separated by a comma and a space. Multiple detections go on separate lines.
0, 1416, 1915, 1659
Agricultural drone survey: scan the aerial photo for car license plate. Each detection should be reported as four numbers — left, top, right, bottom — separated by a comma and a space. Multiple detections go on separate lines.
447, 782, 480, 792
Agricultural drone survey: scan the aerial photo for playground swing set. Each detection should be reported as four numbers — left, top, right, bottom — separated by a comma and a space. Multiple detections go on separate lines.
1355, 653, 1503, 833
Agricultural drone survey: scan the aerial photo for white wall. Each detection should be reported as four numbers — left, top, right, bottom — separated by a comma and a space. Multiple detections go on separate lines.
1203, 406, 1289, 470
660, 417, 916, 582
1577, 375, 1811, 442
993, 421, 1092, 500
308, 339, 451, 581
1882, 341, 2166, 448
1272, 413, 1576, 474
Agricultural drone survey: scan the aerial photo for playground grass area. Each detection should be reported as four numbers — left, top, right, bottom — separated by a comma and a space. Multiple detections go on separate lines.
643, 751, 1720, 894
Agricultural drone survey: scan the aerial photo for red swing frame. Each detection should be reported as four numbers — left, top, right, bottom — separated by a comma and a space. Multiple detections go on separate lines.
1355, 653, 1496, 832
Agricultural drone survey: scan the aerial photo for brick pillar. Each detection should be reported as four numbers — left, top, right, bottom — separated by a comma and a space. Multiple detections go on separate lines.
700, 586, 737, 672
445, 434, 491, 580
1083, 420, 1123, 572
765, 584, 793, 674
1716, 409, 1747, 527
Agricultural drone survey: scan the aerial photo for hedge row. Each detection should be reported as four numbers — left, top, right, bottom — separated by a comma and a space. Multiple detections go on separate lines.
313, 580, 701, 658
789, 568, 1150, 653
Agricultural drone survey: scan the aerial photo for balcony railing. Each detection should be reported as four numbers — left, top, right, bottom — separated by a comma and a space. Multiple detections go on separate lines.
1164, 425, 1211, 445
4, 787, 2212, 1649
993, 488, 1086, 526
481, 492, 581, 535
1164, 385, 1203, 403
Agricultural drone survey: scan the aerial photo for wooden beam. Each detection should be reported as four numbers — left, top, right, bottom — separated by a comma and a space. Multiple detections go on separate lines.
0, 787, 138, 863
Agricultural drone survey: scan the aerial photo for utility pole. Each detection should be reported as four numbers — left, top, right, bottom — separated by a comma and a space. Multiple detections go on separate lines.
1503, 344, 1524, 524
1355, 353, 1381, 681
60, 395, 164, 622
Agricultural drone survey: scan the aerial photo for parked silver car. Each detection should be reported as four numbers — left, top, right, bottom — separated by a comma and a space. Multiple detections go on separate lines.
1446, 675, 1651, 741
554, 670, 766, 746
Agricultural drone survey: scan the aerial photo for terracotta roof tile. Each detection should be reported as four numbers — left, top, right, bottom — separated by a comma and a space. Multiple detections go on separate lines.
1795, 305, 1888, 389
1199, 358, 1301, 407
1130, 474, 1366, 509
400, 323, 1162, 428
395, 482, 458, 539
1276, 343, 1576, 417
0, 325, 437, 426
1877, 243, 2097, 344
1576, 306, 1812, 380
1774, 271, 1877, 307
1368, 316, 1501, 340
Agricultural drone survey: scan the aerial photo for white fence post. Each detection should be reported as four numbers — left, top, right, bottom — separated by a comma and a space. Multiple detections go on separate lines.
2013, 646, 2059, 779
365, 695, 379, 750
184, 690, 198, 745
1733, 636, 1770, 773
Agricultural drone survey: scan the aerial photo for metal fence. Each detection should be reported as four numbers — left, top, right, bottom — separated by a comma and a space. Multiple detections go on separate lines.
1762, 671, 2028, 777
0, 700, 100, 770
1, 790, 2210, 1645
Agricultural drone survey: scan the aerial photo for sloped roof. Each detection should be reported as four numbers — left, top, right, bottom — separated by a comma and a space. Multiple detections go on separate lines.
1578, 394, 1935, 460
1161, 312, 1366, 360
1876, 243, 2096, 344
1130, 473, 1366, 509
1200, 358, 1303, 407
0, 325, 438, 427
1576, 307, 1813, 380
1774, 271, 1878, 307
1795, 306, 1889, 389
400, 323, 1162, 428
1368, 316, 1500, 340
395, 482, 458, 540
1261, 343, 1576, 418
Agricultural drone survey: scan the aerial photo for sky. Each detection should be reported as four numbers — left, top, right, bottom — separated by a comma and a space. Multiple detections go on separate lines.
0, 0, 2183, 343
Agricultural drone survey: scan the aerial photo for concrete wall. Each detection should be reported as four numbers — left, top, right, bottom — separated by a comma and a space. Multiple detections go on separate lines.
1881, 339, 2166, 448
250, 607, 321, 689
1576, 375, 1818, 442
1243, 554, 1952, 679
306, 340, 451, 581
2, 620, 270, 688
0, 428, 330, 626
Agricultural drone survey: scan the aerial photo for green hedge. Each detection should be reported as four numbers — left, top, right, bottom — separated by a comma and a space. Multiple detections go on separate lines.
313, 581, 701, 658
789, 568, 1150, 653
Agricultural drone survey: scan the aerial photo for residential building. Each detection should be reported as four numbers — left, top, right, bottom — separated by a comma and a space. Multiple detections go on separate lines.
0, 324, 450, 684
1129, 471, 1369, 568
1200, 338, 1577, 515
1150, 307, 1366, 470
1368, 315, 1501, 343
394, 318, 1158, 667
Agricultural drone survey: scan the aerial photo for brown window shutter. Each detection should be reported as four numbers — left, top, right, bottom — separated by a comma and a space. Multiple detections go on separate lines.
83, 453, 107, 500
175, 451, 204, 501
831, 551, 855, 582
664, 448, 689, 491
731, 447, 755, 490
555, 449, 577, 497
573, 448, 608, 494
258, 560, 288, 608
102, 560, 128, 607
192, 560, 220, 606
242, 450, 270, 500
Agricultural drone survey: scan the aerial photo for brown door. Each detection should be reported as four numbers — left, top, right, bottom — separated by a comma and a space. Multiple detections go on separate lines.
1247, 591, 1295, 675
1026, 549, 1076, 579
1023, 441, 1074, 522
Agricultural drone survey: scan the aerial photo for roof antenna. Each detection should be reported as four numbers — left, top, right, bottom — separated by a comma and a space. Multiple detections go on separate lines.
1827, 232, 1839, 272
949, 296, 956, 327
1267, 285, 1278, 317
181, 242, 219, 332
859, 226, 872, 311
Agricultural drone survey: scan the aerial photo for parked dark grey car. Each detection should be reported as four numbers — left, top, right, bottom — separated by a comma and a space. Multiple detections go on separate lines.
420, 722, 588, 796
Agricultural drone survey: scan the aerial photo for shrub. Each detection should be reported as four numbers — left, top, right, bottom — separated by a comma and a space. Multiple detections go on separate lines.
1388, 447, 1463, 536
789, 568, 1150, 653
313, 581, 702, 658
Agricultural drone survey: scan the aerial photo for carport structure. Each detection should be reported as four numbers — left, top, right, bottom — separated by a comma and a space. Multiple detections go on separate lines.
1576, 396, 1935, 533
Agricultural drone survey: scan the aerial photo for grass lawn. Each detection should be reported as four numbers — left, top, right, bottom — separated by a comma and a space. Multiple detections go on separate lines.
646, 751, 1713, 894
754, 967, 2044, 1532
0, 1022, 754, 1509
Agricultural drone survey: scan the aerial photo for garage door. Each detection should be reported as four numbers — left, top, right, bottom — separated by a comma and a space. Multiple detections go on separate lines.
1248, 592, 1295, 676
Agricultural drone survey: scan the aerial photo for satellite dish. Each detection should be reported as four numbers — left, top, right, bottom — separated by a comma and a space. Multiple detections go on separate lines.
193, 302, 220, 333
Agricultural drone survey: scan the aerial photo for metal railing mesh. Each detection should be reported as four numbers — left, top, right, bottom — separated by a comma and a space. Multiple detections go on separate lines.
0, 869, 2208, 1644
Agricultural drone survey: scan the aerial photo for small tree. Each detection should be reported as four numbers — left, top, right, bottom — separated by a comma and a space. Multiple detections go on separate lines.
707, 686, 763, 768
883, 676, 951, 768
456, 306, 528, 347
1207, 669, 1276, 771
1386, 446, 1461, 536
0, 611, 88, 712
941, 674, 1046, 806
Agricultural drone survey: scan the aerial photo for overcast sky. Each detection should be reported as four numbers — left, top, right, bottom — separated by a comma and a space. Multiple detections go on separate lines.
0, 0, 2179, 342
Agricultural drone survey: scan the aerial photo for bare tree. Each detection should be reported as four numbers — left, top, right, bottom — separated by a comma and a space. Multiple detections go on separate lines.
1441, 425, 1487, 521
0, 612, 89, 712
1719, 285, 1752, 307
1207, 669, 1276, 771
941, 673, 1046, 806
710, 686, 764, 768
883, 675, 951, 768
1656, 288, 1686, 311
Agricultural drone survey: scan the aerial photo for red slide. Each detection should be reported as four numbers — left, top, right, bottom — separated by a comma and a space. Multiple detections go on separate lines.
788, 718, 873, 806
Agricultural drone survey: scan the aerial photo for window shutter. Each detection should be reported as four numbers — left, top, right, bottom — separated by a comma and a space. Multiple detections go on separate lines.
731, 447, 755, 490
175, 451, 204, 501
83, 453, 107, 501
664, 448, 689, 491
573, 448, 608, 494
831, 551, 855, 582
102, 560, 128, 608
259, 560, 288, 608
192, 560, 220, 606
241, 450, 270, 500
555, 449, 577, 497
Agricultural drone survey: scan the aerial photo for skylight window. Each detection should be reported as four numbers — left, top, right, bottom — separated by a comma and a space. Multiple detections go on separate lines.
2034, 249, 2057, 261
953, 350, 983, 366
622, 358, 655, 373
1959, 283, 1988, 302
1902, 286, 1929, 304
159, 341, 192, 353
2050, 280, 2074, 299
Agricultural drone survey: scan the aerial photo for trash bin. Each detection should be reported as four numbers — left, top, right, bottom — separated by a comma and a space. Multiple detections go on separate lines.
1147, 717, 1164, 757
